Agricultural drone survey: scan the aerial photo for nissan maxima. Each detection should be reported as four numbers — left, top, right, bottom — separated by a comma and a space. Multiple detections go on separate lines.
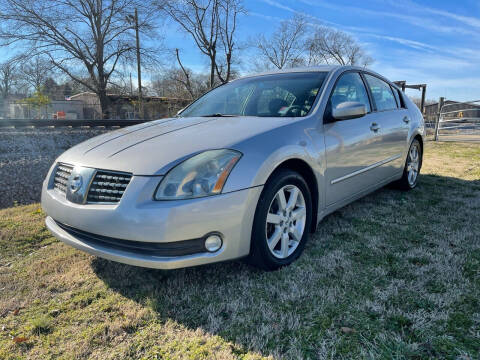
41, 66, 425, 270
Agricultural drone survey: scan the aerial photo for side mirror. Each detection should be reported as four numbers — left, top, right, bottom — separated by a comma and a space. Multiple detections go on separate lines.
332, 101, 367, 121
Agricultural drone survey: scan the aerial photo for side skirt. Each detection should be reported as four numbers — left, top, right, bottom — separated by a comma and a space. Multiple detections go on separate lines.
316, 171, 403, 225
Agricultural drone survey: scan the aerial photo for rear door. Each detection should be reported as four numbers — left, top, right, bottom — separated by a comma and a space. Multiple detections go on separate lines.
362, 73, 409, 178
324, 71, 385, 206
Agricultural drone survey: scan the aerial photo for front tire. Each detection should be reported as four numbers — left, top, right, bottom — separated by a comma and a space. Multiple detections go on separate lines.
248, 169, 312, 270
396, 139, 422, 190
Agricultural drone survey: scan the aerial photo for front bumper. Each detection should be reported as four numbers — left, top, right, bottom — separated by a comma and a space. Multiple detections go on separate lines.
42, 174, 263, 269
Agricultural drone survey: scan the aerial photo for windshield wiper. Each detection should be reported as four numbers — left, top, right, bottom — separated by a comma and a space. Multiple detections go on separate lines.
200, 113, 236, 117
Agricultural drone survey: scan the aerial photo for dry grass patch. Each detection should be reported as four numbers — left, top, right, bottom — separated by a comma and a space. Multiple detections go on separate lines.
0, 141, 479, 359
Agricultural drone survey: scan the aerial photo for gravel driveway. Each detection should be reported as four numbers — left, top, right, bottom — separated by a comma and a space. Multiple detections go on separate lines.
0, 127, 108, 208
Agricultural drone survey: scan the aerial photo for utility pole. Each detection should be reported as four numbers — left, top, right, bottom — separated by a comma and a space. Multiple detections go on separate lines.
129, 72, 133, 95
134, 8, 142, 119
127, 8, 143, 118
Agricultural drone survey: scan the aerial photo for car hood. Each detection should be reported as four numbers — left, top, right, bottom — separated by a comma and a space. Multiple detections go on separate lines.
57, 116, 294, 175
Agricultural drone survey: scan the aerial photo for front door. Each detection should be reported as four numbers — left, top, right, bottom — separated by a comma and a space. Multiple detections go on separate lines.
324, 71, 385, 206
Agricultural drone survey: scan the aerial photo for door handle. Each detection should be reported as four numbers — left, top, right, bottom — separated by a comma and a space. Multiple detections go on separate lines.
403, 116, 410, 124
370, 122, 380, 132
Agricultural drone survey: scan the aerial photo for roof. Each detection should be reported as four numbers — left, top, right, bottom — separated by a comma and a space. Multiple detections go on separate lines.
240, 65, 342, 80
237, 65, 391, 84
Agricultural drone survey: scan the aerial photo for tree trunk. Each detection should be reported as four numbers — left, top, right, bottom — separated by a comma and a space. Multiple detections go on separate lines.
98, 90, 110, 119
225, 52, 231, 82
209, 59, 215, 88
209, 48, 217, 88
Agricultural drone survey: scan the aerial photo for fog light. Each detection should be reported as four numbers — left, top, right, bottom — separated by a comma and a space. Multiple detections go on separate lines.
204, 234, 222, 252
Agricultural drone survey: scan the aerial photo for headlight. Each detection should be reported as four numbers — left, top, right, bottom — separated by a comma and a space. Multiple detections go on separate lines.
154, 149, 242, 200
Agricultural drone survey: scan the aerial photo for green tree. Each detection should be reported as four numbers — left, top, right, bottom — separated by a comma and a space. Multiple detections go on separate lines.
23, 88, 50, 119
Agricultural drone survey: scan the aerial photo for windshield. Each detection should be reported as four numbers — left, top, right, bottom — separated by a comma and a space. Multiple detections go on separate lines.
179, 72, 328, 118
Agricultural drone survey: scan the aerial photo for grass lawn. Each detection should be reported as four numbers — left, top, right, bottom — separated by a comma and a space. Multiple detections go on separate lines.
0, 142, 479, 359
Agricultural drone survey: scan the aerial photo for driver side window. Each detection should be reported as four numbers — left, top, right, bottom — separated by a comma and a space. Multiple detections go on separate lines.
330, 72, 371, 113
257, 86, 296, 116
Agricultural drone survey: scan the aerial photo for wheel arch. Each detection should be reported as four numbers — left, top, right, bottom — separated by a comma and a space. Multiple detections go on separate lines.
404, 129, 424, 167
267, 158, 319, 233
412, 134, 424, 170
413, 134, 423, 153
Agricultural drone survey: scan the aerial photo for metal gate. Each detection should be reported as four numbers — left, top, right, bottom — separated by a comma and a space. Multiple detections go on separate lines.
435, 99, 480, 141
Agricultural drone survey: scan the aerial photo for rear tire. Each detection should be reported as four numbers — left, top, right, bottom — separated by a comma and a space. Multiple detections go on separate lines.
395, 139, 422, 190
248, 169, 312, 270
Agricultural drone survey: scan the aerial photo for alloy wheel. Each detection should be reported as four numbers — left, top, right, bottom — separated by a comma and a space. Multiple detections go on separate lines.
407, 143, 420, 186
265, 184, 306, 259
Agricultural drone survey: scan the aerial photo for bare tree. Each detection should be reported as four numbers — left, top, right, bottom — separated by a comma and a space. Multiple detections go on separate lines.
0, 0, 158, 118
0, 59, 19, 98
215, 0, 244, 83
410, 97, 435, 112
306, 27, 373, 67
175, 48, 195, 99
151, 70, 192, 99
253, 15, 307, 70
151, 65, 210, 100
159, 0, 243, 88
19, 56, 55, 92
64, 77, 96, 96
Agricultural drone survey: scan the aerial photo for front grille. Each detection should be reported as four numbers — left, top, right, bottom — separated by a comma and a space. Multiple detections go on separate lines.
86, 170, 132, 204
53, 163, 74, 194
51, 163, 132, 204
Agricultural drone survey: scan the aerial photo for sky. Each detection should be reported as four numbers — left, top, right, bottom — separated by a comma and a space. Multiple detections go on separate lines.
1, 0, 478, 101
167, 0, 480, 102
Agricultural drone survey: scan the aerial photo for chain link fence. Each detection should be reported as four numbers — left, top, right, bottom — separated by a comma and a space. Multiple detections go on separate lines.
0, 94, 191, 121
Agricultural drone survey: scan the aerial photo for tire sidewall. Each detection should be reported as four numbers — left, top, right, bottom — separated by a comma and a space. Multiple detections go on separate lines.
251, 170, 313, 269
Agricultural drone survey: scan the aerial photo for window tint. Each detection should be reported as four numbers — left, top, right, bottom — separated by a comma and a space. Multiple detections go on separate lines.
180, 72, 327, 118
330, 72, 371, 113
182, 83, 256, 117
364, 74, 397, 111
256, 86, 296, 116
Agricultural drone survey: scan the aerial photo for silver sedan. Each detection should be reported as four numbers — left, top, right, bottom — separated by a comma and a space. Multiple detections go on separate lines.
41, 66, 425, 270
